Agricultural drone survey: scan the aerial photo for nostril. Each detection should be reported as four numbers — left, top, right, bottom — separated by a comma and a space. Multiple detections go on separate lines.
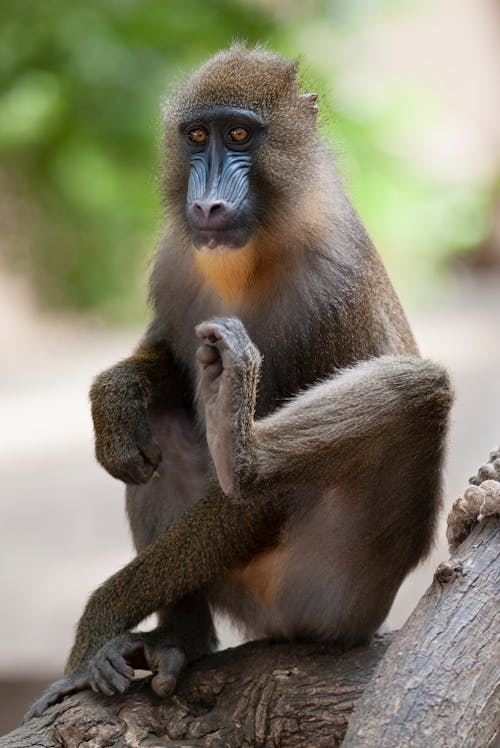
207, 201, 225, 216
191, 200, 230, 227
194, 200, 227, 216
193, 201, 208, 219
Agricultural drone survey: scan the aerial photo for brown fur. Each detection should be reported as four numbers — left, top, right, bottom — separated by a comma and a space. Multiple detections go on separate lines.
82, 43, 447, 653
25, 46, 452, 721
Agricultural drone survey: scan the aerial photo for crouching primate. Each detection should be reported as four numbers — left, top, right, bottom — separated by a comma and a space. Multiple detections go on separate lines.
25, 46, 452, 720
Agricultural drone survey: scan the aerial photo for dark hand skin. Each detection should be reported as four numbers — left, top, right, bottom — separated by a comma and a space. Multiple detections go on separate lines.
23, 633, 187, 722
24, 486, 287, 721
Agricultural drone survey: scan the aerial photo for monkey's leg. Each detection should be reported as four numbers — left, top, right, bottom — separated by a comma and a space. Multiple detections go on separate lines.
195, 318, 452, 646
70, 487, 284, 665
154, 593, 218, 694
196, 317, 452, 497
196, 317, 260, 498
80, 351, 450, 677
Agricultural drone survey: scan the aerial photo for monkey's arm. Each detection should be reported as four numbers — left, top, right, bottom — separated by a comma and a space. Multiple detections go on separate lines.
24, 488, 285, 721
69, 489, 283, 669
91, 336, 187, 484
196, 318, 452, 498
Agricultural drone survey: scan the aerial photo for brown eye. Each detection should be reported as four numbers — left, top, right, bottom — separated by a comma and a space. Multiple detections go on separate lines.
229, 127, 249, 143
188, 128, 207, 144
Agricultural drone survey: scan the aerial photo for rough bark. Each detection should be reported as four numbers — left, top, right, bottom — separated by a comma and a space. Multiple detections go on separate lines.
342, 517, 500, 748
0, 636, 392, 747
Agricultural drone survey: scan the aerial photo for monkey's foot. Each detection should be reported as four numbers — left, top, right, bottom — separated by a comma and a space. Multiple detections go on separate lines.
447, 448, 500, 551
196, 316, 261, 498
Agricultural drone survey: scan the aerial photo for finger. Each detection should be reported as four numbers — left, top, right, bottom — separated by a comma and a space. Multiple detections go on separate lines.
215, 336, 233, 358
107, 653, 135, 680
195, 323, 237, 362
138, 437, 162, 468
150, 647, 187, 698
122, 454, 155, 484
195, 322, 220, 342
204, 360, 223, 384
90, 658, 129, 696
89, 670, 115, 696
221, 345, 235, 369
101, 659, 132, 695
24, 693, 57, 723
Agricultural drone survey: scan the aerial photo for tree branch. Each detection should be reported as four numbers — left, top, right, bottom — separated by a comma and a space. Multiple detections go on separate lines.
2, 450, 499, 747
1, 637, 392, 747
342, 517, 500, 748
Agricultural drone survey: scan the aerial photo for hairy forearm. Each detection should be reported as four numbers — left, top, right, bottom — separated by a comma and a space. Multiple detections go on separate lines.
90, 336, 189, 483
90, 338, 177, 410
66, 486, 287, 671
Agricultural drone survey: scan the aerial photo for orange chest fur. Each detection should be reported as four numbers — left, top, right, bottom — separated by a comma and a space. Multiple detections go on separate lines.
223, 543, 288, 610
192, 239, 278, 304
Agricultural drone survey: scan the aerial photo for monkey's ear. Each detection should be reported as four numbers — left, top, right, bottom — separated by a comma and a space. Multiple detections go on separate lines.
299, 93, 319, 122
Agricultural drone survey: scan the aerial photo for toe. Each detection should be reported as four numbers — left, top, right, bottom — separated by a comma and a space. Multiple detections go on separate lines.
149, 646, 187, 698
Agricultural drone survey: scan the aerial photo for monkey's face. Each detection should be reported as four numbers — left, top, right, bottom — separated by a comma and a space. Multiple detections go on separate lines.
181, 107, 265, 251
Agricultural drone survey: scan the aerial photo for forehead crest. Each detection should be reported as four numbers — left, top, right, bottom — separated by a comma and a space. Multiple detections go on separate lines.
166, 47, 300, 121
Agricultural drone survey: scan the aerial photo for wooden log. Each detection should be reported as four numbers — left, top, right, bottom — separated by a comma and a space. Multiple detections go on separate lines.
0, 636, 392, 747
342, 517, 500, 748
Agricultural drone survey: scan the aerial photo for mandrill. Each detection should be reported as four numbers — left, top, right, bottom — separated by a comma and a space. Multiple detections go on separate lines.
25, 45, 452, 720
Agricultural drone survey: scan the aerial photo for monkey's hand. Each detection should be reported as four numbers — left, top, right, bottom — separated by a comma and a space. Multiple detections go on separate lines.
196, 316, 261, 499
76, 631, 188, 700
23, 632, 190, 722
91, 369, 162, 484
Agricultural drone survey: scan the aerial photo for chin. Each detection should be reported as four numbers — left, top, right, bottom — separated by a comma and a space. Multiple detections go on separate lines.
192, 228, 252, 251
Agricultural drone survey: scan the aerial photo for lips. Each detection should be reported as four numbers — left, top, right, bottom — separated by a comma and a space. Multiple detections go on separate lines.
191, 227, 251, 250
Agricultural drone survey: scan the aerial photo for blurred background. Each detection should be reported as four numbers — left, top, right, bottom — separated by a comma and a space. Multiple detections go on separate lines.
1, 0, 499, 734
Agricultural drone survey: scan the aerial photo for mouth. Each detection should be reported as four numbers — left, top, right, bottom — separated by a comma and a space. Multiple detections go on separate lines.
191, 227, 251, 251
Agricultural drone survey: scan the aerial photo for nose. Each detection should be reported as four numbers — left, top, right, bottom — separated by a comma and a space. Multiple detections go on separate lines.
190, 199, 232, 230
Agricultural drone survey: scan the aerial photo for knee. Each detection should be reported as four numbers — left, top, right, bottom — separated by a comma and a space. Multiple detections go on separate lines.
381, 356, 454, 420
413, 359, 453, 421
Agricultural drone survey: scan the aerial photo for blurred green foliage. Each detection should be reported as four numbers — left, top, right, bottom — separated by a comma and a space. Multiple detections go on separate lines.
278, 12, 493, 300
0, 0, 275, 318
0, 0, 494, 318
